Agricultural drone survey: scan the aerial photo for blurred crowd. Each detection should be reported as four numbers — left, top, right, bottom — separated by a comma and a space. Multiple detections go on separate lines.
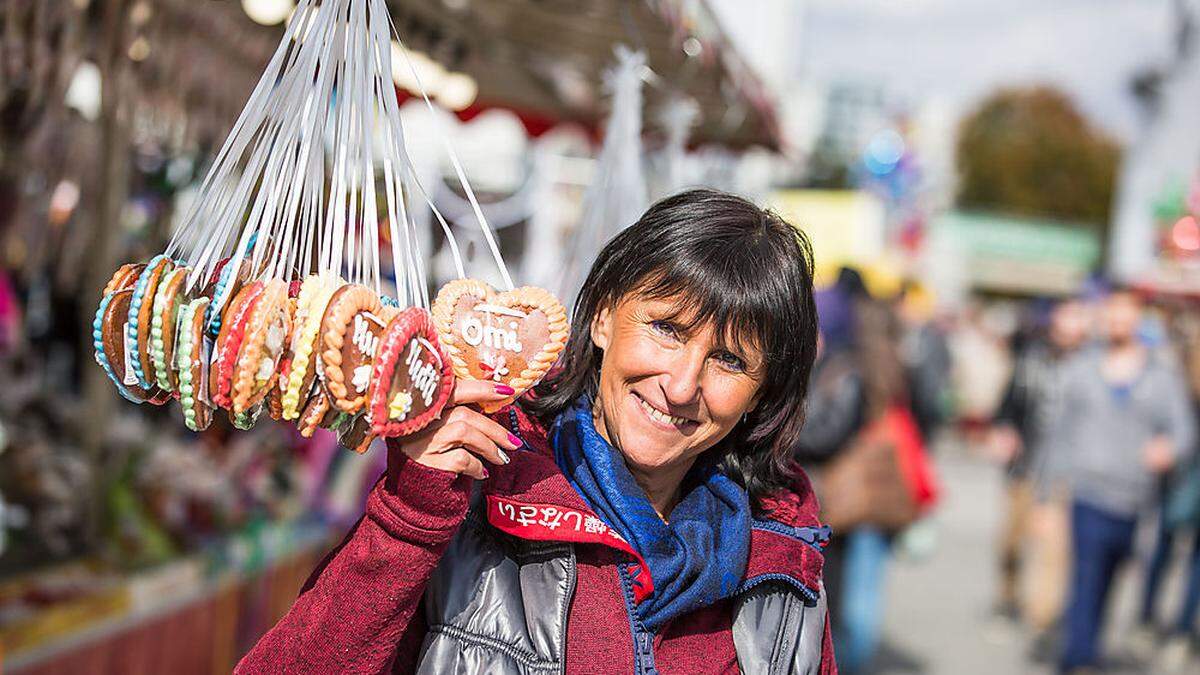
986, 286, 1200, 675
794, 267, 1200, 675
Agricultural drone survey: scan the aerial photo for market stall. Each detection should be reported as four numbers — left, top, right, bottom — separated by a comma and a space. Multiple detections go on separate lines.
0, 1, 782, 671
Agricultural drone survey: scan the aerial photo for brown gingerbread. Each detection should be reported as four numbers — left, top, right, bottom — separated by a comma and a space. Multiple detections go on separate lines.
231, 279, 291, 414
431, 279, 568, 413
174, 297, 214, 431
369, 307, 454, 437
319, 284, 387, 414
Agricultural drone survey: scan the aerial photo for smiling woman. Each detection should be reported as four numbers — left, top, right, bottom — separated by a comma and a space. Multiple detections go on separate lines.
239, 189, 834, 675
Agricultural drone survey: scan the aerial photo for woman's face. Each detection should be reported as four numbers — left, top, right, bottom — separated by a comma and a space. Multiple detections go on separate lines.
590, 294, 765, 473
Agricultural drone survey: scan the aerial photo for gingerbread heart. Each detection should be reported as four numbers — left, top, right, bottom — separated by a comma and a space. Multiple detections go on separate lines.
205, 257, 252, 339
94, 288, 169, 405
231, 279, 291, 414
319, 284, 389, 414
149, 266, 189, 392
281, 274, 341, 420
369, 307, 453, 437
432, 279, 568, 413
103, 263, 146, 295
229, 402, 263, 430
209, 280, 266, 408
266, 379, 284, 421
175, 297, 214, 431
297, 387, 332, 438
334, 412, 375, 454
127, 255, 175, 389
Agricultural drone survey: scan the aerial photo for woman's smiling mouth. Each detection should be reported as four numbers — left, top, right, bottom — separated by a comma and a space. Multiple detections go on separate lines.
633, 391, 697, 430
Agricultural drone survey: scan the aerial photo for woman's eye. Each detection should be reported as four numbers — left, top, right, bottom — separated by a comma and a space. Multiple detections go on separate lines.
714, 351, 747, 372
650, 320, 679, 339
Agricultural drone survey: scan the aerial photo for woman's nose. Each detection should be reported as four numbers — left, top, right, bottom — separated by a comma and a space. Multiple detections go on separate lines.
662, 346, 705, 405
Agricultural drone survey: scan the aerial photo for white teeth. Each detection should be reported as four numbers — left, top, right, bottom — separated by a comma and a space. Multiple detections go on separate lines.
637, 396, 689, 426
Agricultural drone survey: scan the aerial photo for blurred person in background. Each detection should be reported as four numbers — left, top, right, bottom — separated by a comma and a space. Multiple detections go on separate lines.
896, 281, 953, 444
988, 298, 1089, 657
950, 302, 1015, 446
795, 282, 864, 660
1055, 288, 1196, 674
796, 267, 921, 674
1137, 304, 1200, 669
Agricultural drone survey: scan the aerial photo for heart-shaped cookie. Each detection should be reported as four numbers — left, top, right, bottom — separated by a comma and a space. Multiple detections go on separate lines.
94, 288, 170, 405
205, 257, 252, 339
297, 387, 332, 438
335, 412, 375, 454
319, 284, 390, 414
231, 279, 291, 414
103, 263, 146, 295
432, 279, 568, 413
149, 266, 189, 392
229, 402, 264, 430
281, 274, 341, 420
268, 294, 298, 421
175, 297, 214, 431
266, 379, 284, 421
209, 280, 266, 409
127, 255, 175, 389
369, 307, 453, 437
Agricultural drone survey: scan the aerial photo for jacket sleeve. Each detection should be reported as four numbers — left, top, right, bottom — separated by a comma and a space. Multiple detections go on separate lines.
1160, 366, 1198, 464
235, 441, 472, 674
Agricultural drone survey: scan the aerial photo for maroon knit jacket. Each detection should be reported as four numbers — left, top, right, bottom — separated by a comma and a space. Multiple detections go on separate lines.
237, 405, 836, 674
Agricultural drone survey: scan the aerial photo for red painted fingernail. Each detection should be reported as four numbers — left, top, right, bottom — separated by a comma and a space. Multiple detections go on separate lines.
507, 432, 523, 448
481, 469, 490, 479
494, 384, 515, 395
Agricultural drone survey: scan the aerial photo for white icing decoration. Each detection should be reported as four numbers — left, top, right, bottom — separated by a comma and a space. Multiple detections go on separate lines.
352, 364, 372, 393
405, 339, 439, 406
352, 313, 381, 358
256, 356, 276, 382
265, 317, 286, 353
460, 304, 524, 353
480, 351, 509, 382
122, 323, 139, 386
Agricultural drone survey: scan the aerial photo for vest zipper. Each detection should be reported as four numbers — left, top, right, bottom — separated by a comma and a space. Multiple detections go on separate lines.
617, 562, 660, 674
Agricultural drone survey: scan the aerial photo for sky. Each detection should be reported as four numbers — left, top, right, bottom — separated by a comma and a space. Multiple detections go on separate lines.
711, 0, 1178, 142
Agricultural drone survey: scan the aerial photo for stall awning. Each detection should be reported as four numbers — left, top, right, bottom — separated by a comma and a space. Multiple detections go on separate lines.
388, 0, 782, 150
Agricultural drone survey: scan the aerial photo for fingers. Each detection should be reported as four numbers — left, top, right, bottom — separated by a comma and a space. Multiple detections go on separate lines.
446, 449, 488, 480
396, 391, 525, 480
444, 406, 523, 453
437, 420, 511, 467
448, 378, 516, 407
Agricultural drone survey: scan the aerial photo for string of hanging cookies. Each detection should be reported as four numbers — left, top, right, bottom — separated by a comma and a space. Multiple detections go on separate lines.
92, 0, 567, 453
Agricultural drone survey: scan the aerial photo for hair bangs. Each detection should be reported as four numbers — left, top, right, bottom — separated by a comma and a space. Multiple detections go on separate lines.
634, 261, 786, 365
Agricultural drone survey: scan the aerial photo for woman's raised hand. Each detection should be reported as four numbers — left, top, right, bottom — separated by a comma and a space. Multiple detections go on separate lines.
396, 380, 522, 479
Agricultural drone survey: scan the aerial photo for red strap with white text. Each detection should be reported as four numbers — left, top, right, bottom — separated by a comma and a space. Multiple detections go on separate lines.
486, 494, 654, 602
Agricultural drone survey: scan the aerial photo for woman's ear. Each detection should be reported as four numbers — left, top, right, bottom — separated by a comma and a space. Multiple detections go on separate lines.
591, 305, 614, 351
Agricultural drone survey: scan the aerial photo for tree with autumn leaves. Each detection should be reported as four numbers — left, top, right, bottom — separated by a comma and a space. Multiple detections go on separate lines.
956, 87, 1120, 224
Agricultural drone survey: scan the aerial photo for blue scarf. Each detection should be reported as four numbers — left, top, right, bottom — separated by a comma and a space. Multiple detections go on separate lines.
551, 395, 751, 633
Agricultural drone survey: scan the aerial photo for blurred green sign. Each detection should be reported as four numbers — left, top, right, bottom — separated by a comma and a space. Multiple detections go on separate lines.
932, 211, 1101, 295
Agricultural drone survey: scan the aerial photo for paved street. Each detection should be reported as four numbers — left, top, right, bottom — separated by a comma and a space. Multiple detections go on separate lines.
869, 444, 1199, 675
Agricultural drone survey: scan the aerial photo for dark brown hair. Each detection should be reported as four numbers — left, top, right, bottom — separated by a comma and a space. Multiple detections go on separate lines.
527, 189, 819, 504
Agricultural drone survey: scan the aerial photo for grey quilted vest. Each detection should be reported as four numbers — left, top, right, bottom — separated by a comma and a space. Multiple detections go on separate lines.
413, 493, 828, 674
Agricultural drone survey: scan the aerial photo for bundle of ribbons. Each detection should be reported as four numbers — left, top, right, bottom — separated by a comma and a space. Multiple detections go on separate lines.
91, 0, 568, 452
